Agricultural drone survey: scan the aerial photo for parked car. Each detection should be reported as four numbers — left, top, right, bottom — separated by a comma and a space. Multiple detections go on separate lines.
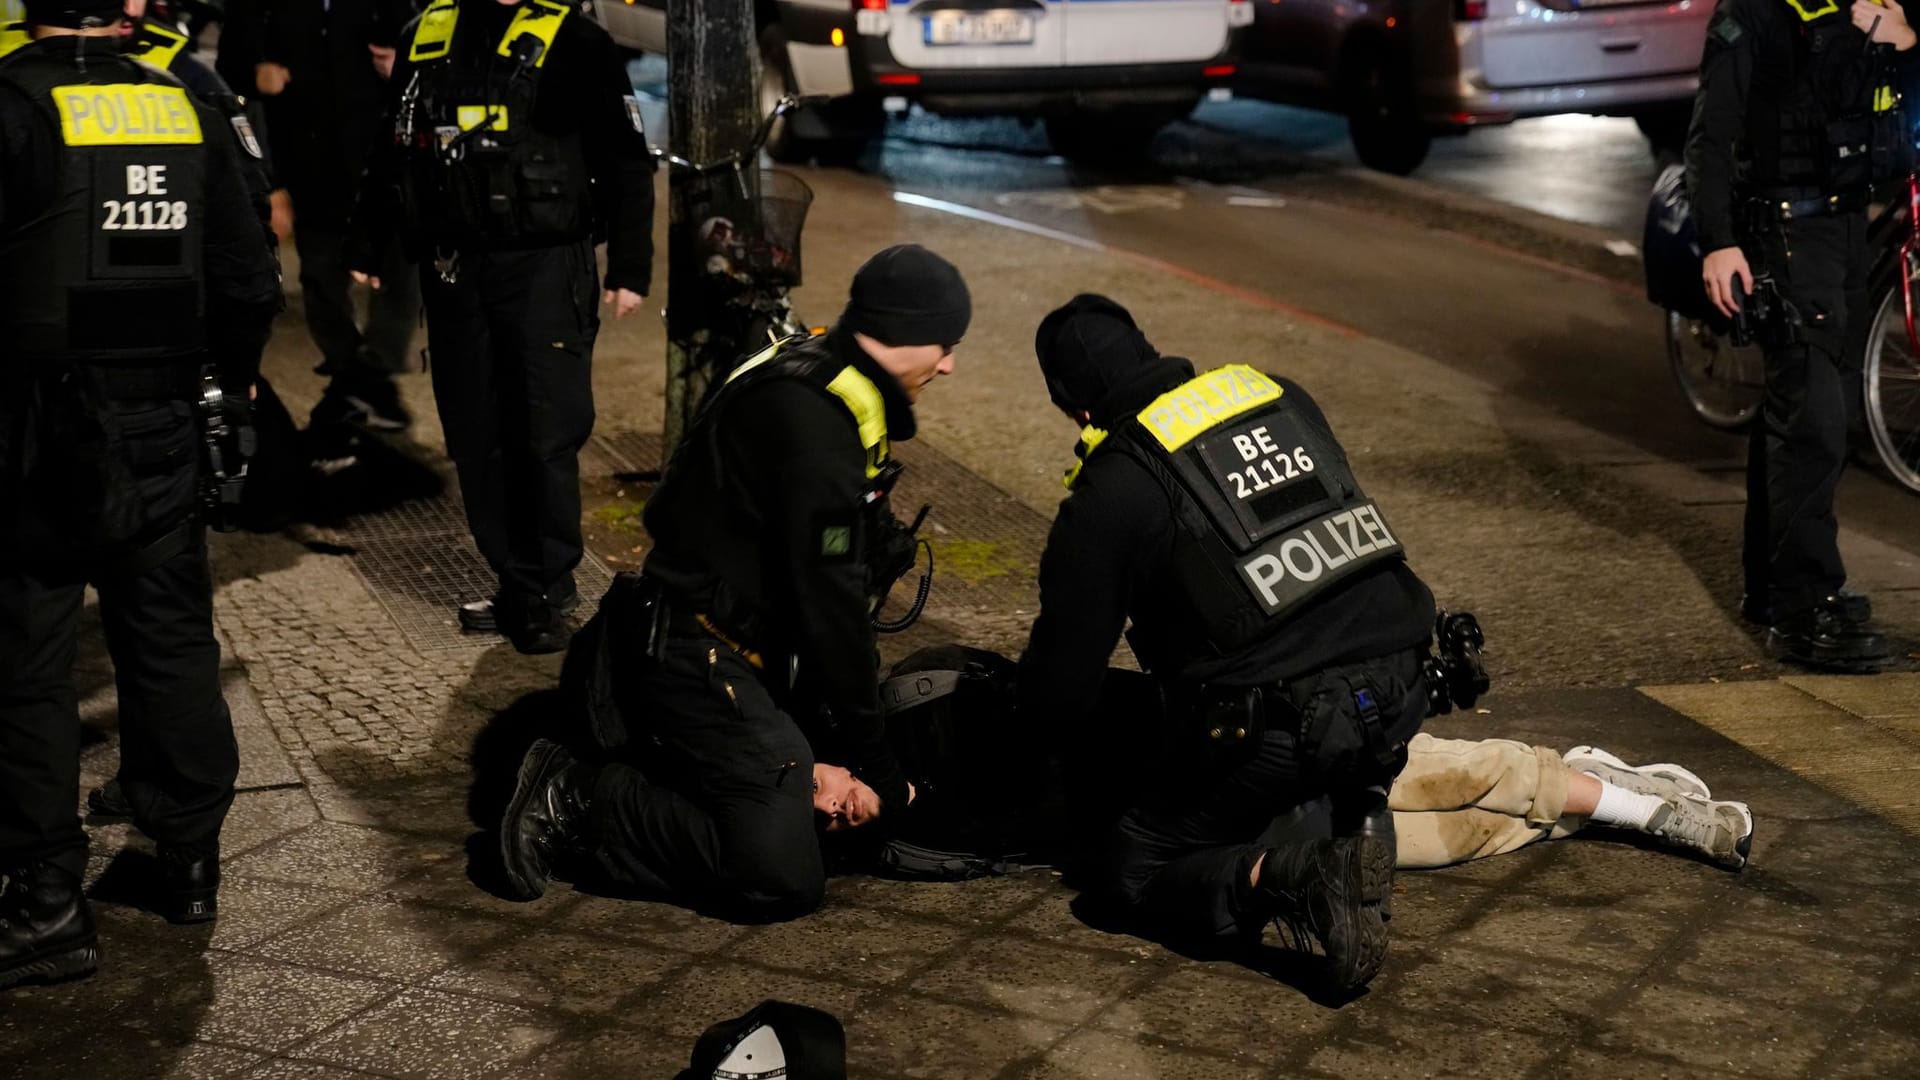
1236, 0, 1712, 174
586, 0, 1254, 162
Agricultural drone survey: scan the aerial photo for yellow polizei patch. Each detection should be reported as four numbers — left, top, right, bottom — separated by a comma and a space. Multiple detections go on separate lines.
455, 105, 508, 132
51, 84, 202, 146
1136, 364, 1283, 452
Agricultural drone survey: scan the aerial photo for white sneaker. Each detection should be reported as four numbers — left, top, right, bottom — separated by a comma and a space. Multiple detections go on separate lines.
1564, 745, 1711, 800
1645, 794, 1754, 871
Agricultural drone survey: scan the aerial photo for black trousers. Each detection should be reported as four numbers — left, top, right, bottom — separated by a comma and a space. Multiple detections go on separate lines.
293, 222, 418, 378
585, 636, 825, 921
420, 241, 600, 607
1098, 650, 1425, 943
0, 399, 237, 879
1743, 211, 1870, 619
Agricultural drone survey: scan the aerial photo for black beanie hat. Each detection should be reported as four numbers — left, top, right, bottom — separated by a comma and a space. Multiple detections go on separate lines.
841, 244, 971, 348
23, 0, 123, 28
1035, 294, 1178, 423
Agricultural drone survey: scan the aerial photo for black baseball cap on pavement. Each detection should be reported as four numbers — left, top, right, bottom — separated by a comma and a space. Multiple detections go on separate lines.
674, 1000, 848, 1080
841, 244, 971, 348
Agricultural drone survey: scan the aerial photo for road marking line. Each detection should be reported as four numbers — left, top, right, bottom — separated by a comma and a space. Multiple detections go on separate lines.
1640, 679, 1920, 838
893, 190, 1363, 339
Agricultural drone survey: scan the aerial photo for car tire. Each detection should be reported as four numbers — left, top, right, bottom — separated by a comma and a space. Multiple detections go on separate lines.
1043, 103, 1188, 165
760, 27, 872, 166
1345, 42, 1429, 175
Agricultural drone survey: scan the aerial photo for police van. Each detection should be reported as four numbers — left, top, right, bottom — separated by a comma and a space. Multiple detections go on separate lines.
589, 0, 1253, 162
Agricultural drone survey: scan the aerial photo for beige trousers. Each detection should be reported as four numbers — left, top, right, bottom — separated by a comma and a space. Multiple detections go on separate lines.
1390, 733, 1585, 869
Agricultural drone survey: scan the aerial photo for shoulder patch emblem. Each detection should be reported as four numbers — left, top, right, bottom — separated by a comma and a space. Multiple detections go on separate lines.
1710, 13, 1745, 44
229, 112, 263, 160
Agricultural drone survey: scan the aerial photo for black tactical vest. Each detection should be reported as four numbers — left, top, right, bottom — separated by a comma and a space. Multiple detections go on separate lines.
1755, 0, 1908, 192
0, 45, 207, 362
1070, 365, 1407, 670
647, 334, 908, 645
396, 0, 591, 248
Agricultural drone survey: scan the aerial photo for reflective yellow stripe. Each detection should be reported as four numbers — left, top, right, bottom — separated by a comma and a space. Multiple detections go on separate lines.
51, 83, 202, 146
825, 366, 889, 479
455, 104, 507, 131
1063, 425, 1109, 489
1783, 0, 1840, 20
1133, 364, 1284, 453
724, 338, 789, 386
1876, 85, 1897, 113
409, 0, 458, 62
496, 0, 569, 67
132, 22, 189, 71
0, 21, 30, 60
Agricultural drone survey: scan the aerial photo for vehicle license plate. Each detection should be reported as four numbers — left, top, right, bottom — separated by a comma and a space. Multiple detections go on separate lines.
924, 10, 1036, 46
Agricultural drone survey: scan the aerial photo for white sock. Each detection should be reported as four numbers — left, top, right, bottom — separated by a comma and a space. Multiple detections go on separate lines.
1587, 780, 1665, 830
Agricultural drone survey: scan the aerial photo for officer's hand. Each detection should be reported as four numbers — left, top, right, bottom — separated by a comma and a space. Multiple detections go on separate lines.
1855, 0, 1919, 47
368, 43, 397, 80
1702, 246, 1754, 320
269, 189, 294, 244
255, 62, 292, 96
351, 269, 383, 291
603, 288, 644, 320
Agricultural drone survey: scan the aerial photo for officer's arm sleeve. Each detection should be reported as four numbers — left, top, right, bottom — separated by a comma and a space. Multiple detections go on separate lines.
1016, 466, 1161, 748
215, 0, 267, 93
349, 31, 413, 273
0, 86, 55, 231
1686, 0, 1757, 254
581, 25, 656, 296
737, 383, 910, 816
199, 99, 281, 389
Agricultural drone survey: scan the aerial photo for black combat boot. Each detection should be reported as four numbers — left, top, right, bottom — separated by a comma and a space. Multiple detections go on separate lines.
0, 863, 99, 991
1768, 605, 1890, 667
86, 777, 134, 823
500, 739, 597, 901
1253, 832, 1393, 994
159, 843, 220, 924
1743, 589, 1872, 627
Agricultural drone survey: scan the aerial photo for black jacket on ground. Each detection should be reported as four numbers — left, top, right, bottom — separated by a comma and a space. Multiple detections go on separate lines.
642, 328, 913, 815
1017, 370, 1436, 741
354, 0, 654, 293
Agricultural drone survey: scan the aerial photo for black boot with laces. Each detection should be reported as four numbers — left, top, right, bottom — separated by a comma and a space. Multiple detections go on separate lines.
499, 739, 597, 901
0, 862, 98, 991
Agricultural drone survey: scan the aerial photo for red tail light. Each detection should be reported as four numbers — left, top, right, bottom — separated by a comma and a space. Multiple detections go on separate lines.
877, 72, 920, 85
1456, 0, 1488, 18
1203, 64, 1237, 78
857, 0, 886, 10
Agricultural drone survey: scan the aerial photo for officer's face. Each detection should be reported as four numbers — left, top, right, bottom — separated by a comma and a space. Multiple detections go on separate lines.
861, 336, 958, 403
813, 763, 881, 832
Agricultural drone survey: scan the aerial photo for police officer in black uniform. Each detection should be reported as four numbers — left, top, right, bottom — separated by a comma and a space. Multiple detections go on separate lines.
495, 246, 969, 922
0, 0, 280, 990
352, 0, 654, 655
1688, 0, 1916, 666
1017, 296, 1436, 994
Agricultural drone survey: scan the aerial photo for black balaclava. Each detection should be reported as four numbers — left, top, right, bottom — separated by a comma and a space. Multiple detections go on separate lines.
1035, 294, 1192, 428
23, 0, 123, 29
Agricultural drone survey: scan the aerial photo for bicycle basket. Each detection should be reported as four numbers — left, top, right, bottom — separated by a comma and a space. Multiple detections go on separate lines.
693, 169, 813, 289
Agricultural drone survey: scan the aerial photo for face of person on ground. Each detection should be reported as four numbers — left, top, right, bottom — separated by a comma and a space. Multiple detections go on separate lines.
856, 334, 958, 403
119, 0, 143, 31
813, 763, 881, 832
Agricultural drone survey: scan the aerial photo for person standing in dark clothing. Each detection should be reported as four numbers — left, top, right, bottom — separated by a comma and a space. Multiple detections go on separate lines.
220, 0, 419, 429
1687, 0, 1915, 667
1017, 295, 1436, 994
0, 0, 280, 991
496, 246, 968, 922
352, 0, 654, 654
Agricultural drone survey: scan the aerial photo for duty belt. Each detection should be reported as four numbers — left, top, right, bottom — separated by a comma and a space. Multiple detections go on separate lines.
1747, 189, 1871, 222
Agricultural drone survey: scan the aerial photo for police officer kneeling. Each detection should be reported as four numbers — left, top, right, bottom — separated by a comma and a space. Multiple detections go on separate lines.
496, 246, 968, 921
1688, 0, 1916, 666
1018, 297, 1437, 994
0, 0, 278, 990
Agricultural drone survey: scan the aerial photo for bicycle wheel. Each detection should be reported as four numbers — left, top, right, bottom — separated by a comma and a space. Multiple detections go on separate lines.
1666, 309, 1763, 430
1862, 284, 1920, 493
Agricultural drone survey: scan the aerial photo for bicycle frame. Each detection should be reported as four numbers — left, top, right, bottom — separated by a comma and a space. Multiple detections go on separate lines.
1903, 174, 1920, 356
